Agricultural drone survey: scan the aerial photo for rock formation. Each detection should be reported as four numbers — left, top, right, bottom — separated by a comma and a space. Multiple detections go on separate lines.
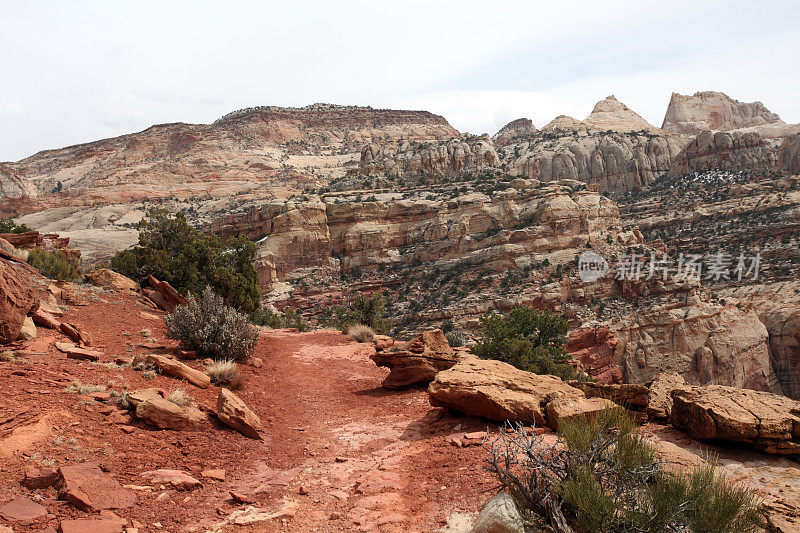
662, 91, 791, 136
500, 131, 688, 195
208, 184, 623, 292
670, 385, 800, 454
0, 250, 40, 344
354, 134, 500, 183
582, 96, 661, 133
667, 130, 780, 177
613, 299, 779, 392
492, 118, 537, 147
779, 133, 800, 173
370, 329, 459, 388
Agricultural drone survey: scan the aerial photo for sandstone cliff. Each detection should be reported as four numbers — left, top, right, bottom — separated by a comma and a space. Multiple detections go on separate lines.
662, 91, 788, 136
779, 134, 800, 174
667, 130, 780, 177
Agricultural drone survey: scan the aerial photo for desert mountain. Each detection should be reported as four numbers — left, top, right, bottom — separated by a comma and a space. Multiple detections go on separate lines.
491, 117, 537, 147
662, 90, 800, 138
536, 95, 660, 134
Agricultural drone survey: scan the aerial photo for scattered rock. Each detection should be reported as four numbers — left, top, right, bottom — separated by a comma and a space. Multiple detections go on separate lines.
59, 322, 93, 347
141, 469, 201, 490
469, 492, 524, 533
143, 275, 188, 312
57, 462, 136, 512
16, 316, 36, 341
646, 372, 687, 421
128, 388, 206, 431
428, 356, 584, 426
670, 385, 800, 454
32, 309, 61, 330
55, 342, 104, 362
84, 269, 139, 292
0, 496, 47, 522
131, 353, 210, 389
201, 469, 226, 481
229, 491, 255, 504
58, 517, 127, 533
371, 329, 458, 388
217, 388, 262, 439
545, 396, 618, 430
21, 465, 59, 489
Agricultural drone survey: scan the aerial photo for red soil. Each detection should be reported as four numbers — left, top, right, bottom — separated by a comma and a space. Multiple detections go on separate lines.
0, 289, 497, 532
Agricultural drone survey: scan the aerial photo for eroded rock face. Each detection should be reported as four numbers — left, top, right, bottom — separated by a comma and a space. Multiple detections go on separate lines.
582, 96, 661, 134
779, 133, 800, 173
566, 326, 620, 383
670, 385, 800, 454
667, 130, 779, 177
662, 91, 784, 135
500, 132, 688, 196
0, 255, 40, 344
492, 118, 537, 148
646, 372, 687, 421
427, 356, 585, 427
210, 185, 623, 292
614, 299, 779, 392
371, 329, 458, 388
357, 134, 500, 182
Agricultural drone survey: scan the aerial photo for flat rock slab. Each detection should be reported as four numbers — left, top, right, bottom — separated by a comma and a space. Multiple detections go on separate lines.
141, 469, 201, 490
568, 381, 649, 409
0, 496, 47, 522
545, 396, 618, 430
22, 465, 60, 489
58, 517, 127, 533
428, 356, 584, 427
58, 462, 136, 512
132, 353, 210, 388
671, 385, 800, 454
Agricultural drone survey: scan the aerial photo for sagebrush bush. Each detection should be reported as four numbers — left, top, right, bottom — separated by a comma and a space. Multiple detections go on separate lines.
206, 359, 242, 388
165, 287, 258, 362
346, 324, 375, 343
445, 330, 466, 347
167, 389, 192, 407
473, 305, 576, 380
27, 247, 82, 281
484, 408, 763, 533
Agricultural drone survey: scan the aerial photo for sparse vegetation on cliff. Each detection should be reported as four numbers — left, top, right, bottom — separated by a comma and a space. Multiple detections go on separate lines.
0, 218, 31, 234
27, 247, 82, 281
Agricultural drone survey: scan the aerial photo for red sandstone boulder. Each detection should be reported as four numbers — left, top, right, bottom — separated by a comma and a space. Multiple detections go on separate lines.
0, 256, 40, 344
371, 329, 458, 388
57, 462, 136, 512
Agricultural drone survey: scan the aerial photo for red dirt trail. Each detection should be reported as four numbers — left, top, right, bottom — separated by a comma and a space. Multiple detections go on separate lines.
0, 289, 497, 532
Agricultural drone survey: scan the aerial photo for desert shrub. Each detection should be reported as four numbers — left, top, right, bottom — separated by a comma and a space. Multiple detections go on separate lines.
484, 409, 763, 533
472, 306, 575, 380
250, 307, 309, 331
346, 324, 375, 343
111, 207, 259, 312
0, 218, 31, 234
445, 330, 467, 347
27, 247, 82, 281
205, 359, 242, 388
327, 292, 389, 333
166, 389, 192, 407
165, 286, 258, 361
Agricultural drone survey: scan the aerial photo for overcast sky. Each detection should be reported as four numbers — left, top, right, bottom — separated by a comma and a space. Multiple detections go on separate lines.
2, 0, 798, 161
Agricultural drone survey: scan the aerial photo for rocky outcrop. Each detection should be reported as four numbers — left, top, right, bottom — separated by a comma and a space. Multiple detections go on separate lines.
662, 91, 784, 135
356, 134, 500, 182
646, 372, 687, 421
143, 275, 188, 312
566, 326, 620, 383
667, 130, 779, 177
492, 118, 537, 148
614, 299, 779, 392
670, 385, 800, 454
371, 329, 458, 388
568, 381, 649, 410
779, 134, 800, 173
0, 164, 36, 197
500, 132, 688, 196
428, 356, 588, 427
0, 254, 40, 344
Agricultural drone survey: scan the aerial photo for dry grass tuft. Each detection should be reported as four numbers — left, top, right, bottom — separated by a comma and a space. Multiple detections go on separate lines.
346, 324, 375, 343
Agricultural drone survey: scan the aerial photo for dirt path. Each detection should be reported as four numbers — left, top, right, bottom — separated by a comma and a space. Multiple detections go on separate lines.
0, 291, 497, 532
